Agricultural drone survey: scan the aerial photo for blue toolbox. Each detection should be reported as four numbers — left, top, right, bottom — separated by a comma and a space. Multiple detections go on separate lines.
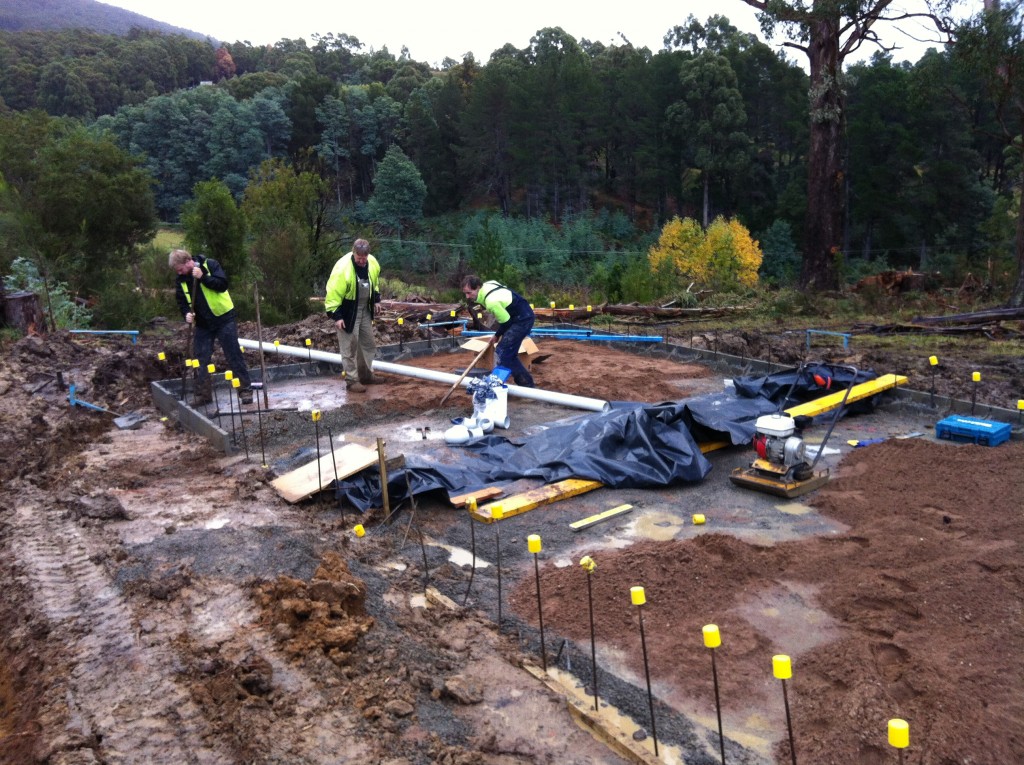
935, 415, 1011, 446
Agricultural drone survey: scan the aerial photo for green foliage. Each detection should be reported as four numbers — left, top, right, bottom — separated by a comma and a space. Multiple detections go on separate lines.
180, 179, 248, 277
243, 159, 328, 321
95, 86, 288, 220
0, 113, 158, 295
0, 18, 1014, 305
368, 144, 427, 233
3, 256, 92, 328
758, 219, 800, 285
467, 218, 504, 277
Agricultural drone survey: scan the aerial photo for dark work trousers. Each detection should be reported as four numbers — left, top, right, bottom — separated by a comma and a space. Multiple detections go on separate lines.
496, 317, 535, 387
193, 318, 252, 392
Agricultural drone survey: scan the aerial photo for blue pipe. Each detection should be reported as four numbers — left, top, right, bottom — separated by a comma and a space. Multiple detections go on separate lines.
69, 330, 139, 344
460, 329, 662, 343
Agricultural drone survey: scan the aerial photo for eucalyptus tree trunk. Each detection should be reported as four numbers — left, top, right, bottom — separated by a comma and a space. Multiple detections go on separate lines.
1009, 170, 1024, 306
802, 18, 846, 291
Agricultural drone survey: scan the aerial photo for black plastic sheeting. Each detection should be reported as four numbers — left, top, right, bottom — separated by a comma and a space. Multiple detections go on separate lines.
733, 362, 877, 410
332, 363, 879, 512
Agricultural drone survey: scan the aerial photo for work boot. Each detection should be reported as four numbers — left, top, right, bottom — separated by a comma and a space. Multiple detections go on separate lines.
362, 374, 382, 385
238, 388, 253, 405
347, 380, 367, 393
193, 382, 213, 406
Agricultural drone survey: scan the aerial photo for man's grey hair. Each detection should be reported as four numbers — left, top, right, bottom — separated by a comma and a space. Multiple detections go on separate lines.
168, 249, 192, 268
353, 238, 370, 255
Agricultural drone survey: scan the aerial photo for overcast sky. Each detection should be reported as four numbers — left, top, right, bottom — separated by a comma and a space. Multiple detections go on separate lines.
98, 0, 971, 69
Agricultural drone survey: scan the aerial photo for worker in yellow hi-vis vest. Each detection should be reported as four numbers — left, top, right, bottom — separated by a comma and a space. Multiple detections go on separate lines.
324, 238, 382, 393
169, 248, 252, 405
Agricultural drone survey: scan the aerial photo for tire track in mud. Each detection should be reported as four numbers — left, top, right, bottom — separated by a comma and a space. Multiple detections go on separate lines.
172, 580, 370, 763
10, 496, 225, 764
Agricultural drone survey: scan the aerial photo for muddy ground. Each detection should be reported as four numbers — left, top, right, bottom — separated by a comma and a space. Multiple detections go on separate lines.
1, 312, 1022, 765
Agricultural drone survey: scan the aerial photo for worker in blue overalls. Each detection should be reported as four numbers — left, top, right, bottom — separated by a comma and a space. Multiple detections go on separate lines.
461, 275, 536, 388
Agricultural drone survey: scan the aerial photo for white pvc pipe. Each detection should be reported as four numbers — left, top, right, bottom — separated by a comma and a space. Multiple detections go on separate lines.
239, 338, 610, 413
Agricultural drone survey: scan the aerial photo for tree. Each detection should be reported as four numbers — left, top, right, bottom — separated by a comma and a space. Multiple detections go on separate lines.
955, 2, 1024, 306
740, 0, 955, 291
242, 159, 330, 321
667, 51, 751, 226
458, 56, 522, 215
180, 179, 248, 278
368, 145, 427, 236
96, 87, 285, 219
648, 215, 762, 289
20, 123, 156, 294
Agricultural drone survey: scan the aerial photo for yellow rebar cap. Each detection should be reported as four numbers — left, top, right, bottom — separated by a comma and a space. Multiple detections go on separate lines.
225, 371, 233, 380
888, 719, 909, 749
353, 524, 365, 538
693, 513, 706, 525
703, 624, 721, 648
630, 586, 646, 606
305, 338, 311, 346
157, 352, 166, 361
232, 378, 240, 389
207, 363, 216, 373
972, 371, 981, 382
528, 534, 542, 554
929, 355, 938, 366
311, 409, 321, 422
580, 555, 596, 573
773, 654, 792, 679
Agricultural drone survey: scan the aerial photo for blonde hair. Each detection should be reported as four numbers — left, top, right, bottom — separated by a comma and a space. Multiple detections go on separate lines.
168, 248, 192, 268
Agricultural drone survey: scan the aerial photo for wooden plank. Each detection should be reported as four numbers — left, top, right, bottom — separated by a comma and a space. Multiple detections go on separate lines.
270, 442, 379, 503
569, 504, 633, 531
521, 663, 665, 764
449, 486, 504, 507
470, 478, 604, 523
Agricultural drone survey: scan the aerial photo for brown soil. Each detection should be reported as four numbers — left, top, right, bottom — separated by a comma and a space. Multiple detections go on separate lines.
0, 316, 1021, 765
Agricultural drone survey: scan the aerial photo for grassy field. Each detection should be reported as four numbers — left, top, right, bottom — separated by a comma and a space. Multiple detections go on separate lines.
151, 228, 184, 252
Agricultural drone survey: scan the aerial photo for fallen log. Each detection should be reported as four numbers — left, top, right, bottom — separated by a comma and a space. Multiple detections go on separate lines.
851, 322, 1010, 336
909, 306, 1024, 326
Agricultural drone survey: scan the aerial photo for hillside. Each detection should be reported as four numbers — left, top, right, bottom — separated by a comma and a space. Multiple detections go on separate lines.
0, 0, 209, 40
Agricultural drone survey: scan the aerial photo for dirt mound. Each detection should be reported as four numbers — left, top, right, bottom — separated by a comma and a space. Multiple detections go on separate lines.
508, 438, 1024, 764
255, 551, 374, 663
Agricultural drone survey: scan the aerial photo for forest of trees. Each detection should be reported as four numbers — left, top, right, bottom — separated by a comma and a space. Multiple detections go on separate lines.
0, 2, 1022, 328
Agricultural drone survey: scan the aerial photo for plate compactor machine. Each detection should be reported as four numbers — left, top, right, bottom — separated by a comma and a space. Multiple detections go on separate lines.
730, 363, 858, 498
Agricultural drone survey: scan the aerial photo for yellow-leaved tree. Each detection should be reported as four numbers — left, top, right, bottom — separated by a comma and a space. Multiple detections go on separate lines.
649, 215, 762, 292
648, 217, 708, 286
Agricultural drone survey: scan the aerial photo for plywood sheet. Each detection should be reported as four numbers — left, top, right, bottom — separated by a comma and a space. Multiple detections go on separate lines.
271, 442, 378, 503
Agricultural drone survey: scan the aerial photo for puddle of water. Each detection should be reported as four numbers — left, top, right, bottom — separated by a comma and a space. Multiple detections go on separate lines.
442, 543, 491, 569
734, 581, 838, 655
394, 424, 444, 443
628, 511, 685, 542
775, 502, 812, 516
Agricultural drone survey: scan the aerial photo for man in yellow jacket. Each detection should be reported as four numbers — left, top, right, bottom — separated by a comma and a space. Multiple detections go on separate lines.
325, 239, 381, 392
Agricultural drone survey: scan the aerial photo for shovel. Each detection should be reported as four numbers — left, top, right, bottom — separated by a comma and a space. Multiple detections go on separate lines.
68, 384, 148, 429
440, 341, 492, 405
